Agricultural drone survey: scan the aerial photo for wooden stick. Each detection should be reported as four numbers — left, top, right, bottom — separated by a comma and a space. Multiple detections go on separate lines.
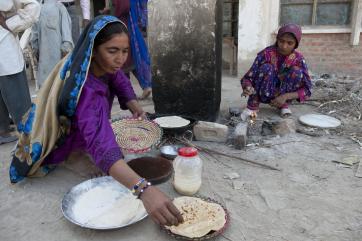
176, 138, 281, 171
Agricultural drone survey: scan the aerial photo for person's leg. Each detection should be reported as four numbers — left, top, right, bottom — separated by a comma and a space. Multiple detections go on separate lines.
0, 72, 30, 144
246, 63, 278, 110
132, 69, 152, 100
66, 5, 80, 44
278, 66, 304, 117
241, 63, 278, 121
139, 87, 152, 100
280, 66, 304, 94
254, 63, 279, 103
1, 69, 31, 128
0, 82, 11, 134
93, 0, 105, 17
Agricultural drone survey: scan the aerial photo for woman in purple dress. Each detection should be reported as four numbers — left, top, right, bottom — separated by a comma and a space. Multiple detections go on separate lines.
9, 16, 183, 227
240, 23, 312, 120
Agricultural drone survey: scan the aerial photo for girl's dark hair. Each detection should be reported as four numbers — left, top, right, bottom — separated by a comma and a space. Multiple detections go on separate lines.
94, 22, 129, 49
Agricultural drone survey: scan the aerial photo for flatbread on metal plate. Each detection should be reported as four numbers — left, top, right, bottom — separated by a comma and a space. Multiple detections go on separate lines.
165, 196, 226, 238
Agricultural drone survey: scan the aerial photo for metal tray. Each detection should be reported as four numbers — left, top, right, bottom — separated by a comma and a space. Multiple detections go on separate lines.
61, 176, 148, 230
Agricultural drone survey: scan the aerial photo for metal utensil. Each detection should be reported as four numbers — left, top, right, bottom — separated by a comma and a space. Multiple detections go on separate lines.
160, 145, 183, 159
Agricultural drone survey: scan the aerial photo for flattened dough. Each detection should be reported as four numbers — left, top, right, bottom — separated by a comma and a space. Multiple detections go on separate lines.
154, 116, 190, 128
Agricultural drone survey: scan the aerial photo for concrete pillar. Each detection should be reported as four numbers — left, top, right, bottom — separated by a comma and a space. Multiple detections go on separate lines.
351, 0, 362, 46
148, 0, 223, 121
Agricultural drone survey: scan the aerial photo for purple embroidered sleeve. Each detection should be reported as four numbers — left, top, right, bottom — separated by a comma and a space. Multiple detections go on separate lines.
75, 86, 123, 174
100, 147, 123, 173
109, 70, 137, 110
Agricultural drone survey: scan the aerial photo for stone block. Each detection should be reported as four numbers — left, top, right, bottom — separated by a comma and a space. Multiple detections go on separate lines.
230, 122, 248, 149
193, 121, 228, 143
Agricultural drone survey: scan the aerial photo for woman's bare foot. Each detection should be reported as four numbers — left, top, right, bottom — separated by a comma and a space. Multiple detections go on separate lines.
138, 88, 152, 100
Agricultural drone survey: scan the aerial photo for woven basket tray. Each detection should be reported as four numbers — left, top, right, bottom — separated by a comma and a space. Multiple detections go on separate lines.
163, 196, 230, 240
112, 118, 162, 153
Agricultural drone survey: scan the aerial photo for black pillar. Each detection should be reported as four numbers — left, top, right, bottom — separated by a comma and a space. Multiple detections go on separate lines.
149, 0, 223, 121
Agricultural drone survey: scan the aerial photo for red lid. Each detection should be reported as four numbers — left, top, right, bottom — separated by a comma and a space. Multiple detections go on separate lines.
178, 147, 198, 157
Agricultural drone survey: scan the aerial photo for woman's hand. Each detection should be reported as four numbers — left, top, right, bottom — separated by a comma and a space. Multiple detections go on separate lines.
271, 94, 288, 108
132, 109, 146, 119
109, 160, 183, 227
140, 186, 184, 226
242, 86, 255, 97
126, 100, 146, 119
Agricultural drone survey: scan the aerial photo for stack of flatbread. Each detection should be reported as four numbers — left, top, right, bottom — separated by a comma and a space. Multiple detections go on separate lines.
165, 196, 227, 238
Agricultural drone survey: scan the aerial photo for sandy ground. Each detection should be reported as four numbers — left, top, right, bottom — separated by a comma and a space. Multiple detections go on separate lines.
1, 74, 362, 241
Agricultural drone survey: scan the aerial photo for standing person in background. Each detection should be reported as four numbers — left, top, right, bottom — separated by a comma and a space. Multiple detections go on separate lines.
92, 0, 105, 17
59, 0, 90, 43
0, 0, 40, 145
101, 0, 152, 100
32, 0, 74, 88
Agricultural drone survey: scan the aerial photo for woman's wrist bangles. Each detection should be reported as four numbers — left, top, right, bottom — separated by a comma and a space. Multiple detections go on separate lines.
137, 181, 152, 199
131, 178, 145, 195
131, 178, 152, 198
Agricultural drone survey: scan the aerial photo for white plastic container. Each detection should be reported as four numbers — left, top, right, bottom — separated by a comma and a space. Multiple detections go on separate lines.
173, 147, 203, 195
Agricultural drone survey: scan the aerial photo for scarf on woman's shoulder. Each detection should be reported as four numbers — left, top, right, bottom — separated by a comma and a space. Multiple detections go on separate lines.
263, 45, 303, 72
9, 15, 123, 183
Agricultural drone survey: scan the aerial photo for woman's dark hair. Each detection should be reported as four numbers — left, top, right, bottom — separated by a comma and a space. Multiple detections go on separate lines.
94, 22, 129, 49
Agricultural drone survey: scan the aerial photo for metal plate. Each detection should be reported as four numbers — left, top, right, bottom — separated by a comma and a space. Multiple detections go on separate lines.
61, 176, 148, 230
299, 114, 341, 128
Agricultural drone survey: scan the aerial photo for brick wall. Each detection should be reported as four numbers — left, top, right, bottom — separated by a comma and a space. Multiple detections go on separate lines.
298, 33, 362, 77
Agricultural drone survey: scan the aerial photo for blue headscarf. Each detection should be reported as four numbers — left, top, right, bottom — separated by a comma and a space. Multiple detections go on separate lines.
58, 15, 125, 118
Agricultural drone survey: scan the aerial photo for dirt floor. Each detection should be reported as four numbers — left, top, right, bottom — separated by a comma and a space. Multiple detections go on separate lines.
1, 74, 362, 241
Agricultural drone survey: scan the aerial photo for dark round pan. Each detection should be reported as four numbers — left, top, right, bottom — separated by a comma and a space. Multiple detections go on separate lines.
127, 156, 173, 185
147, 113, 198, 136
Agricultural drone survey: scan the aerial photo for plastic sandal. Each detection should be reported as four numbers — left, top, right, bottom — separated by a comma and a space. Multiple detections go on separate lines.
280, 107, 292, 118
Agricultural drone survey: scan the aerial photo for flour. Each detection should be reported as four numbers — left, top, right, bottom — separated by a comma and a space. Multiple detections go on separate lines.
71, 186, 146, 228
